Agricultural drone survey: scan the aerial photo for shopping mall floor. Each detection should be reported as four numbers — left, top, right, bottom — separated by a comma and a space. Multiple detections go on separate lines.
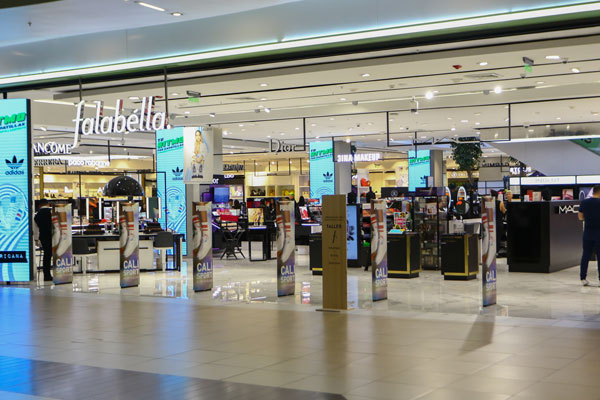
3, 248, 600, 400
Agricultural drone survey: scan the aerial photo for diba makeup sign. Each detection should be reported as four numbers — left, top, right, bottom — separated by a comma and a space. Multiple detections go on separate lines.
73, 96, 167, 145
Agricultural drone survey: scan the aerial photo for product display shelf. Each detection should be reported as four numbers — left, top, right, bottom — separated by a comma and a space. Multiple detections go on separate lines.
412, 195, 448, 270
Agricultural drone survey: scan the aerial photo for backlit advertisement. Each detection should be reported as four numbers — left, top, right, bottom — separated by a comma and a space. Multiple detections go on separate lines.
156, 127, 187, 255
119, 202, 140, 288
346, 205, 358, 261
370, 199, 388, 301
309, 141, 335, 202
0, 99, 32, 282
192, 202, 213, 292
408, 150, 431, 192
52, 204, 74, 285
183, 127, 214, 184
482, 197, 497, 307
276, 200, 295, 297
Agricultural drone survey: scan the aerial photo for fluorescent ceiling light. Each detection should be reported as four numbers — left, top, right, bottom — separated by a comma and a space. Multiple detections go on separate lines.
135, 1, 165, 12
3, 3, 600, 86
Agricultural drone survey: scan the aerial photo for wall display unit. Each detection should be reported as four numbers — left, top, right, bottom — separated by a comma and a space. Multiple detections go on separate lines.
412, 189, 448, 270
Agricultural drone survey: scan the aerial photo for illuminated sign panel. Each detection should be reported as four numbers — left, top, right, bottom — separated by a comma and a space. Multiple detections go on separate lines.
309, 141, 335, 201
408, 150, 431, 191
0, 99, 32, 282
156, 127, 187, 255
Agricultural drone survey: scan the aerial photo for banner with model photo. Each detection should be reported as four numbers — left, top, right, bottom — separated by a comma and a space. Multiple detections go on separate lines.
0, 99, 32, 283
184, 127, 214, 184
156, 127, 187, 255
52, 203, 74, 284
276, 200, 295, 296
482, 197, 497, 307
371, 199, 388, 301
192, 202, 213, 292
119, 202, 140, 288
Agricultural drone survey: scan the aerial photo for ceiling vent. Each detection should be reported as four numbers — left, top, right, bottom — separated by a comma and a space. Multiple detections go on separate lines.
464, 73, 503, 80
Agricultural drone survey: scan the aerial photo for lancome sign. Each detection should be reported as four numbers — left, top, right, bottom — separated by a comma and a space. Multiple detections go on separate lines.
73, 96, 167, 146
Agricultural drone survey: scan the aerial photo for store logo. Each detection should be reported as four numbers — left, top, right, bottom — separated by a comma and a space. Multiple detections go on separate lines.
157, 136, 183, 152
556, 205, 579, 214
5, 155, 24, 175
270, 139, 303, 153
0, 112, 27, 132
224, 163, 244, 172
33, 142, 72, 156
172, 167, 184, 180
337, 153, 381, 163
73, 96, 168, 147
323, 171, 333, 183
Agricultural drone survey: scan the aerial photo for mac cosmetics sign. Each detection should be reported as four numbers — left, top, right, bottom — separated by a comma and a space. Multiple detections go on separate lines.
73, 96, 167, 146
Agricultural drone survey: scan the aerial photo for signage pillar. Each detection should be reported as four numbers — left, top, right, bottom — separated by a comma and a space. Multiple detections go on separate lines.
119, 202, 140, 288
52, 203, 74, 285
482, 196, 497, 306
321, 195, 347, 310
370, 199, 388, 301
276, 200, 295, 296
192, 202, 213, 292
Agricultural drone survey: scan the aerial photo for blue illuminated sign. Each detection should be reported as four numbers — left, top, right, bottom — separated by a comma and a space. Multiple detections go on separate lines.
156, 127, 187, 255
0, 99, 32, 282
309, 141, 335, 202
409, 150, 431, 191
347, 205, 358, 261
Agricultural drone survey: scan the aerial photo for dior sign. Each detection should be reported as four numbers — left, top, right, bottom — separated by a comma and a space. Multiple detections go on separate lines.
270, 139, 303, 153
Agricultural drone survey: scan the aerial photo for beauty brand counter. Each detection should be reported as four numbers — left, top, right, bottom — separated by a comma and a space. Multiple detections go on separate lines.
507, 201, 582, 273
73, 233, 184, 272
388, 232, 421, 278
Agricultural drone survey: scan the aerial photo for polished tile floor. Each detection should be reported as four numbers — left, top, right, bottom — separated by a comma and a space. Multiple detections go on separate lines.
3, 246, 600, 399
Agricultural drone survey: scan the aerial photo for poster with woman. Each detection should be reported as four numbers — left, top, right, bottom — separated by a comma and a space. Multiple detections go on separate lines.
52, 203, 74, 284
192, 202, 213, 292
276, 200, 295, 296
370, 199, 388, 301
119, 202, 140, 288
183, 127, 213, 184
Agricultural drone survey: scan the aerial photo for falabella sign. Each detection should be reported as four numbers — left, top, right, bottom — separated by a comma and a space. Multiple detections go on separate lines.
73, 96, 167, 147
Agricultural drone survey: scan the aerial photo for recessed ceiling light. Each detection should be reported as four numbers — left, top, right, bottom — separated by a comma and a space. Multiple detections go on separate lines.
425, 91, 434, 100
494, 86, 503, 94
223, 131, 229, 135
478, 61, 489, 66
260, 97, 267, 101
171, 92, 179, 96
361, 73, 371, 78
129, 96, 139, 100
295, 127, 300, 130
451, 127, 456, 131
171, 11, 183, 16
311, 123, 316, 127
330, 117, 335, 121
316, 136, 321, 139
345, 138, 351, 143
461, 119, 469, 123
545, 55, 561, 60
209, 113, 216, 118
447, 117, 453, 121
528, 129, 534, 132
340, 98, 347, 101
184, 111, 190, 114
475, 122, 481, 126
267, 135, 271, 138
421, 136, 427, 139
536, 81, 545, 85
135, 1, 165, 12
89, 150, 93, 154
40, 126, 47, 131
239, 124, 244, 127
260, 83, 268, 87
280, 132, 285, 135
571, 67, 581, 73
556, 117, 562, 120
264, 108, 271, 113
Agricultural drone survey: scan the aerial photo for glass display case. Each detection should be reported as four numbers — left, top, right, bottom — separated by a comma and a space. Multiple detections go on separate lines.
412, 192, 449, 270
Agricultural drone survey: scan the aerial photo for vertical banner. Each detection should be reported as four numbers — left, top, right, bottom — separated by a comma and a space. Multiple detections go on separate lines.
184, 127, 214, 183
192, 202, 213, 292
321, 195, 347, 310
119, 202, 140, 288
52, 204, 74, 284
482, 196, 497, 307
0, 99, 32, 283
156, 127, 187, 255
370, 199, 388, 301
309, 141, 335, 202
276, 200, 295, 297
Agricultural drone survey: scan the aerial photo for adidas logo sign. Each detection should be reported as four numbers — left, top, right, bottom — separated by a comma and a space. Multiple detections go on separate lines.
323, 171, 333, 182
172, 166, 184, 180
5, 155, 24, 176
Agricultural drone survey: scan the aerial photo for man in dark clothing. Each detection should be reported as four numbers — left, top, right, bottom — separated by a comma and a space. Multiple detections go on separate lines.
578, 186, 600, 286
365, 187, 376, 203
34, 199, 53, 281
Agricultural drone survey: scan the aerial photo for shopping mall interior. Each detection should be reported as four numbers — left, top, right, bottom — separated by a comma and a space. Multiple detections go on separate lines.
2, 1, 600, 399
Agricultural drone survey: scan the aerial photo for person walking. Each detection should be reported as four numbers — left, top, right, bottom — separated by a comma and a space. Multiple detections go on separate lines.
34, 199, 53, 281
578, 185, 600, 286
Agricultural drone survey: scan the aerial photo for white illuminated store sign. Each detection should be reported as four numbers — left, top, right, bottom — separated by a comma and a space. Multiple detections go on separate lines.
337, 153, 382, 163
72, 96, 167, 147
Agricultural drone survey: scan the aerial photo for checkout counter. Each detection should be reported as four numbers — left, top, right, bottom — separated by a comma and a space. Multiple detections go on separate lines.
507, 201, 582, 273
